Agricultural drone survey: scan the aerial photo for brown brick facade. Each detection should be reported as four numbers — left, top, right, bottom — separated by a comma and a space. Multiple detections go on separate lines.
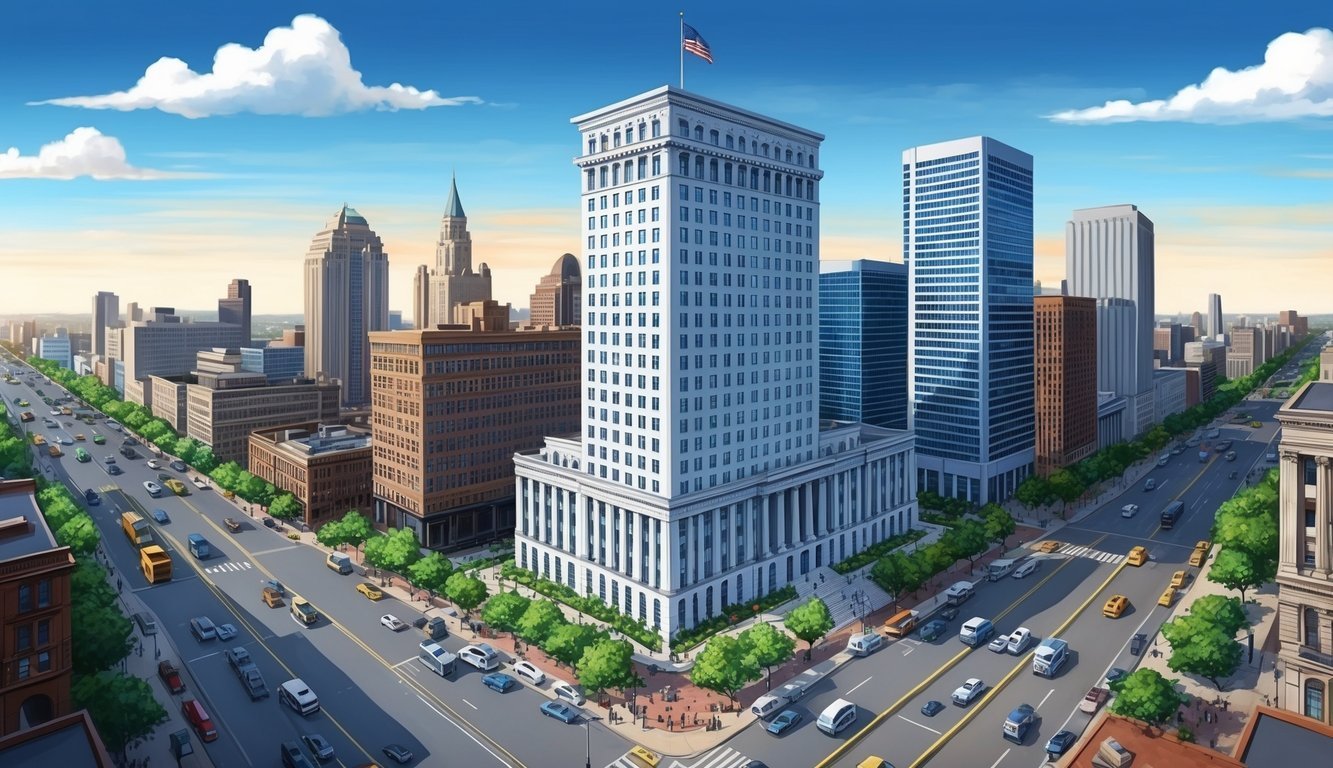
1034, 296, 1098, 477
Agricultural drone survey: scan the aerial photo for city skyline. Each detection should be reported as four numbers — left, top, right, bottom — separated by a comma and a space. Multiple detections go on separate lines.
2, 3, 1332, 317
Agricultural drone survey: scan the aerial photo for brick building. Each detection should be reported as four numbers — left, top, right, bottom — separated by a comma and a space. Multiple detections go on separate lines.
1034, 296, 1098, 476
249, 422, 373, 530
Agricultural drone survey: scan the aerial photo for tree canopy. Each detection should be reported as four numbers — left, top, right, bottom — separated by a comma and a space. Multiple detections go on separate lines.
739, 622, 795, 687
444, 571, 489, 616
515, 599, 567, 645
784, 598, 834, 657
690, 635, 759, 703
481, 591, 531, 633
576, 638, 642, 696
1109, 668, 1187, 728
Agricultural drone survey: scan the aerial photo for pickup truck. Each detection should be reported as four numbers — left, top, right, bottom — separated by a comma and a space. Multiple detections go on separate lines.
224, 518, 242, 533
158, 660, 186, 694
1078, 687, 1109, 714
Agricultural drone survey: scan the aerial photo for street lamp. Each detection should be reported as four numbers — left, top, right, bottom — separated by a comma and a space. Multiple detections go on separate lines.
583, 714, 602, 768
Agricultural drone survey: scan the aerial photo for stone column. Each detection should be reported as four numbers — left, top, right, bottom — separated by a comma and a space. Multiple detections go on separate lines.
758, 494, 769, 559
1318, 456, 1332, 574
665, 517, 680, 591
711, 506, 722, 576
1281, 451, 1302, 570
774, 489, 786, 551
803, 482, 814, 542
647, 515, 658, 588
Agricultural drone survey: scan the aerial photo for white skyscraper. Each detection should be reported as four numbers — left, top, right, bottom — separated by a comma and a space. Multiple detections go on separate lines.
514, 86, 917, 643
302, 205, 389, 407
906, 136, 1035, 504
1066, 204, 1156, 437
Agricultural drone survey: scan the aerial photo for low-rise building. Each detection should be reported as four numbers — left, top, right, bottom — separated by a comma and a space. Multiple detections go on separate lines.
0, 710, 114, 767
1153, 368, 1188, 424
249, 422, 373, 529
240, 345, 306, 384
1096, 392, 1127, 450
0, 479, 75, 736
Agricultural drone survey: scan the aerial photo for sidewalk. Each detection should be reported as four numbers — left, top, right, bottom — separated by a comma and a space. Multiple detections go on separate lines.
1133, 546, 1280, 755
99, 549, 216, 768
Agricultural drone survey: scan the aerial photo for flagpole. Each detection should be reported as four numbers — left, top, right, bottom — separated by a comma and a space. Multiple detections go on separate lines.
679, 11, 685, 89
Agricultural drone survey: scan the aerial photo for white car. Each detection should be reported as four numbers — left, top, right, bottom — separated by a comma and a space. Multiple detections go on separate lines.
147, 459, 161, 469
49, 409, 60, 416
951, 678, 985, 706
459, 643, 500, 671
987, 636, 1008, 653
1012, 560, 1039, 579
143, 480, 163, 497
511, 660, 546, 686
1121, 504, 1139, 518
380, 614, 406, 632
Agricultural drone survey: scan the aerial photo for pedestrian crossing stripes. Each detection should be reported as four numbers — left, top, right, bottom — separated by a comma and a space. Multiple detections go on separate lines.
1060, 545, 1125, 564
606, 746, 750, 768
203, 561, 253, 574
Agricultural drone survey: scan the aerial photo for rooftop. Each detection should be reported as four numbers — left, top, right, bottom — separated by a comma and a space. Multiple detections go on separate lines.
0, 478, 59, 561
1060, 713, 1242, 768
0, 710, 114, 767
1288, 381, 1333, 413
1235, 706, 1333, 767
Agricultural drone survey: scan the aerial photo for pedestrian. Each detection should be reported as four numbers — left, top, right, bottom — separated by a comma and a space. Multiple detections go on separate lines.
116, 577, 122, 592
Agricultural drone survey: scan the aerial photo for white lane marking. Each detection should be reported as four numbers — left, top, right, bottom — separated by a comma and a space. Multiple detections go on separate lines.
896, 715, 942, 735
1037, 688, 1055, 709
462, 698, 478, 710
415, 694, 509, 766
251, 545, 301, 557
188, 651, 221, 663
988, 747, 1011, 768
846, 675, 873, 695
391, 656, 418, 669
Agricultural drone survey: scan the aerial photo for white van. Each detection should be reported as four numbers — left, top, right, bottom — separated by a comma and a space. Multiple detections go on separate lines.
551, 680, 586, 706
417, 642, 457, 677
944, 581, 975, 606
751, 693, 786, 720
278, 679, 320, 716
1011, 560, 1039, 579
458, 643, 500, 672
817, 698, 858, 736
959, 617, 995, 646
846, 630, 884, 657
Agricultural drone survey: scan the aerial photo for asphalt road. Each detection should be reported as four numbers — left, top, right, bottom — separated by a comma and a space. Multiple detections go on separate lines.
1, 362, 635, 768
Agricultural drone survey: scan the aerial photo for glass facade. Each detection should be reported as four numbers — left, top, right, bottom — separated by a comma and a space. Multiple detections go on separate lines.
819, 261, 908, 429
240, 346, 306, 384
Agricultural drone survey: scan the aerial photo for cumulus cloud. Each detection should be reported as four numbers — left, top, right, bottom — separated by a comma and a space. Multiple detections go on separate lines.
0, 127, 186, 180
1050, 28, 1333, 123
30, 14, 482, 118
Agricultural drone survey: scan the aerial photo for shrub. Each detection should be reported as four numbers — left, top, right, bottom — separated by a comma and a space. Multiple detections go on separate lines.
669, 585, 798, 652
830, 529, 928, 574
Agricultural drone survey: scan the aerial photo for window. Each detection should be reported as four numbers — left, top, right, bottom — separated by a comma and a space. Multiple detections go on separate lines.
17, 583, 31, 613
1306, 607, 1321, 649
1307, 680, 1325, 722
16, 624, 32, 651
37, 651, 51, 673
17, 658, 29, 680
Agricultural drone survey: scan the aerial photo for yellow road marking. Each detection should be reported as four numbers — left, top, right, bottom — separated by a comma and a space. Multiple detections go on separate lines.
812, 534, 1108, 768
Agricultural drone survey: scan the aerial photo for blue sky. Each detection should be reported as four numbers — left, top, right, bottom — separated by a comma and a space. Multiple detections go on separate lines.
2, 1, 1330, 317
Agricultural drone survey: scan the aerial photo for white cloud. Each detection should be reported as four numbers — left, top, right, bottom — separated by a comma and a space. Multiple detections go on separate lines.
30, 14, 482, 118
0, 127, 187, 180
1050, 28, 1333, 124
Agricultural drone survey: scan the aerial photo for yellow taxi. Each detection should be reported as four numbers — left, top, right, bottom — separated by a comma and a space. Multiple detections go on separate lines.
1103, 595, 1129, 619
1194, 540, 1211, 552
1170, 570, 1190, 589
1126, 546, 1148, 567
627, 745, 661, 768
1036, 540, 1063, 554
355, 582, 384, 601
857, 759, 893, 768
1158, 587, 1176, 607
1189, 540, 1212, 567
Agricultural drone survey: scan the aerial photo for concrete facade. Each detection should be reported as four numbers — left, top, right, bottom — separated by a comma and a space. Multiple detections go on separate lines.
1097, 392, 1127, 450
427, 178, 492, 327
1228, 327, 1265, 379
527, 253, 581, 328
1034, 296, 1097, 476
412, 264, 430, 330
36, 330, 71, 371
249, 422, 372, 530
1152, 368, 1188, 424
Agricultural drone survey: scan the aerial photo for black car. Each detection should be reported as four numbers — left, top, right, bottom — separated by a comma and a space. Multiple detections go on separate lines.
107, 464, 124, 476
382, 744, 414, 764
169, 460, 187, 472
1130, 633, 1147, 656
83, 489, 100, 506
921, 700, 945, 717
938, 606, 959, 622
123, 437, 139, 447
1045, 730, 1076, 757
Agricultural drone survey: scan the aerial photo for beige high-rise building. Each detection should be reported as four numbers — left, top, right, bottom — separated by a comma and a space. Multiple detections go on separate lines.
369, 324, 579, 551
426, 178, 492, 325
1227, 326, 1264, 379
302, 205, 389, 407
527, 253, 581, 327
412, 264, 430, 329
1276, 382, 1333, 725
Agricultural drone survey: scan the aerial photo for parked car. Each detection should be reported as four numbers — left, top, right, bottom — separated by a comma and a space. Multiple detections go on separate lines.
920, 620, 948, 641
987, 636, 1008, 653
147, 459, 161, 469
380, 615, 407, 632
158, 660, 186, 694
356, 583, 384, 601
170, 459, 187, 472
482, 672, 517, 693
511, 660, 546, 686
189, 616, 217, 641
1130, 633, 1148, 657
216, 623, 238, 642
540, 701, 581, 724
1046, 730, 1077, 758
766, 709, 802, 736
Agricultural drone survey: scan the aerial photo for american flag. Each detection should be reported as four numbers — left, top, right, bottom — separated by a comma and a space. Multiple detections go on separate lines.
682, 23, 713, 64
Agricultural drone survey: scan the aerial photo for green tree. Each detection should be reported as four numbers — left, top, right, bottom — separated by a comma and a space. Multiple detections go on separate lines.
577, 638, 643, 696
268, 493, 302, 521
192, 444, 219, 473
515, 598, 567, 644
70, 560, 117, 608
949, 519, 990, 571
1047, 469, 1085, 516
444, 571, 489, 616
55, 514, 101, 556
1187, 595, 1249, 636
1109, 668, 1187, 729
210, 461, 244, 490
739, 622, 795, 689
784, 597, 834, 660
981, 504, 1016, 547
481, 591, 532, 633
1206, 548, 1270, 603
1014, 475, 1051, 509
172, 437, 196, 463
870, 551, 922, 606
543, 623, 602, 668
1212, 502, 1278, 566
1161, 614, 1244, 690
1142, 425, 1170, 451
690, 635, 760, 704
407, 551, 453, 596
339, 510, 374, 552
315, 517, 349, 550
72, 671, 167, 760
376, 527, 424, 573
70, 602, 134, 676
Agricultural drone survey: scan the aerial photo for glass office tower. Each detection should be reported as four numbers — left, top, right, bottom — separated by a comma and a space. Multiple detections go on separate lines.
819, 259, 908, 430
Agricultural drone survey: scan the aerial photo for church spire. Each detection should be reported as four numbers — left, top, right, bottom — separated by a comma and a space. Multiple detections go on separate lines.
443, 173, 465, 218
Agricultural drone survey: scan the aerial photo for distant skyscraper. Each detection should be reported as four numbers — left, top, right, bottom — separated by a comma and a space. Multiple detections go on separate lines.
37, 327, 73, 370
1190, 311, 1204, 339
527, 253, 581, 327
91, 291, 118, 357
302, 205, 390, 407
819, 259, 908, 430
1034, 296, 1097, 476
1066, 204, 1156, 437
1207, 293, 1224, 339
218, 278, 252, 345
428, 178, 492, 324
907, 136, 1035, 504
412, 264, 430, 329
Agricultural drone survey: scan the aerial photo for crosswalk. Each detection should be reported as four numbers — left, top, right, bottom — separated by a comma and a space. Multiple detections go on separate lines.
203, 561, 254, 574
1058, 544, 1125, 564
606, 746, 751, 768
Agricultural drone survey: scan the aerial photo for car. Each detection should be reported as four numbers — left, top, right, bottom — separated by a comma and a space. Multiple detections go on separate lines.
1012, 560, 1039, 578
92, 433, 105, 444
1103, 595, 1129, 618
938, 606, 959, 622
59, 436, 72, 445
263, 578, 286, 596
1170, 570, 1190, 588
147, 459, 161, 469
1036, 540, 1062, 554
189, 616, 217, 641
123, 436, 139, 446
158, 660, 186, 694
1170, 445, 1184, 455
107, 464, 123, 475
511, 660, 546, 685
143, 480, 163, 496
356, 582, 384, 600
1144, 478, 1157, 491
1194, 539, 1212, 552
225, 646, 253, 671
1045, 729, 1077, 757
380, 614, 407, 632
766, 709, 802, 735
987, 636, 1008, 653
920, 700, 945, 717
83, 489, 99, 506
151, 508, 170, 523
1216, 439, 1233, 451
540, 701, 580, 724
1127, 546, 1148, 567
216, 623, 238, 641
103, 455, 116, 464
1104, 668, 1129, 687
48, 409, 59, 416
301, 734, 335, 762
74, 433, 85, 441
1120, 503, 1139, 518
382, 744, 414, 764
1250, 420, 1263, 428
951, 678, 985, 706
919, 620, 948, 642
482, 672, 517, 693
170, 460, 187, 472
1130, 633, 1148, 656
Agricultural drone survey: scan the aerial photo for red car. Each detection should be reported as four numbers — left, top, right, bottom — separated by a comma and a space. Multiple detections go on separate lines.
158, 660, 186, 694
